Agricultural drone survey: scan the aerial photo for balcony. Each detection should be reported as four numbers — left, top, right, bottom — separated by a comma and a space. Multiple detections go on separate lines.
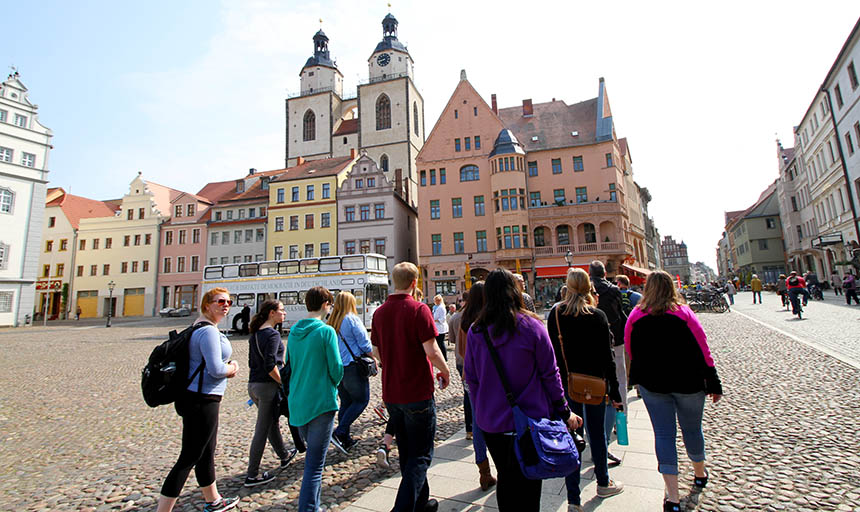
533, 241, 633, 257
528, 200, 625, 220
495, 247, 532, 260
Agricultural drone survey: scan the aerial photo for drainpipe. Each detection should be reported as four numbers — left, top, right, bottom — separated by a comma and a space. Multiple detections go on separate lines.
823, 87, 860, 245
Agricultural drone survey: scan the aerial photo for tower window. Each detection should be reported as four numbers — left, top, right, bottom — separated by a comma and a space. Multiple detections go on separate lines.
413, 102, 419, 136
303, 110, 316, 141
380, 154, 389, 172
376, 94, 391, 130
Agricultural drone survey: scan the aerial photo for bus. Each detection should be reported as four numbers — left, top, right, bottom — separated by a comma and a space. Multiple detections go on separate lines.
200, 253, 389, 332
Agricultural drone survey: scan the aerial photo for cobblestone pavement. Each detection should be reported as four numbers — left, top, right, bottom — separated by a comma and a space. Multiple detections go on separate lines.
2, 310, 859, 511
729, 290, 860, 368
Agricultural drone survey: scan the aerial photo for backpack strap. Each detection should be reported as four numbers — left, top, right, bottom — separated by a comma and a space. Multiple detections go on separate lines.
190, 321, 214, 394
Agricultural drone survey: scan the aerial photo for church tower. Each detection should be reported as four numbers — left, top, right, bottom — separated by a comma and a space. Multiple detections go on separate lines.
358, 13, 423, 207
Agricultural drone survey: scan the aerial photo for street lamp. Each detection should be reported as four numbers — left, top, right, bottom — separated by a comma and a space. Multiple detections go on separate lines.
106, 280, 116, 328
564, 250, 573, 267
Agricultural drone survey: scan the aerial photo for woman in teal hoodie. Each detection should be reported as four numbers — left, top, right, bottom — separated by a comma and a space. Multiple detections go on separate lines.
287, 286, 343, 512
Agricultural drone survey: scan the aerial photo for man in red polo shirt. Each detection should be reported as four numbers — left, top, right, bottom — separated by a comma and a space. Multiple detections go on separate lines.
372, 262, 449, 512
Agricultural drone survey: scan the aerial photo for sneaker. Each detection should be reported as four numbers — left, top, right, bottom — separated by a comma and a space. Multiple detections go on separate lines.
342, 436, 358, 452
244, 471, 275, 487
596, 479, 624, 498
607, 451, 622, 467
376, 443, 391, 469
423, 498, 439, 512
663, 500, 681, 512
373, 403, 389, 422
330, 434, 349, 455
279, 448, 298, 470
203, 496, 239, 512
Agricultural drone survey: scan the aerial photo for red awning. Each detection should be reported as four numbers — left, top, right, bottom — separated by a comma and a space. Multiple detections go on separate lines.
535, 265, 589, 278
621, 263, 651, 276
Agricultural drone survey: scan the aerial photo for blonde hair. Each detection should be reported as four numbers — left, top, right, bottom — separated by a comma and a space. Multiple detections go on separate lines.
638, 270, 685, 315
392, 262, 419, 290
434, 294, 443, 305
559, 268, 595, 316
327, 291, 357, 334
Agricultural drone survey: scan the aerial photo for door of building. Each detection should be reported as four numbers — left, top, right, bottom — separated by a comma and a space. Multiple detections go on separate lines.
123, 288, 145, 316
76, 290, 99, 318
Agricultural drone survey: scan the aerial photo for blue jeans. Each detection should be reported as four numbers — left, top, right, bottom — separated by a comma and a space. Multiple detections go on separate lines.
458, 363, 488, 464
752, 291, 762, 303
387, 398, 436, 512
297, 411, 335, 512
638, 386, 706, 475
334, 363, 370, 440
566, 399, 609, 505
789, 288, 810, 313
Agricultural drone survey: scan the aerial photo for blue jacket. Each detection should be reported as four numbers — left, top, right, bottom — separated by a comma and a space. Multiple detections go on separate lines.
336, 313, 372, 365
187, 324, 233, 395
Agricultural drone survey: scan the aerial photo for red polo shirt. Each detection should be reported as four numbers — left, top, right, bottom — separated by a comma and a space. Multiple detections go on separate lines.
371, 294, 438, 404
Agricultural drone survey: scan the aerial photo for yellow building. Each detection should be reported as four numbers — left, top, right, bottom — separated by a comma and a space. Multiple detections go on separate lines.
72, 174, 181, 318
267, 154, 357, 260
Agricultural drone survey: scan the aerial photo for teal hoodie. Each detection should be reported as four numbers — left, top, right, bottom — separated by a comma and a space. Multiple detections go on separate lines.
286, 317, 343, 427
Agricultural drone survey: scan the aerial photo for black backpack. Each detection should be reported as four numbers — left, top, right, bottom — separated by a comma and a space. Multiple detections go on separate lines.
141, 322, 211, 407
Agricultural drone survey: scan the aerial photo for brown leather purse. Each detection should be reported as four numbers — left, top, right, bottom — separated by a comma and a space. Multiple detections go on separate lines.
554, 307, 607, 405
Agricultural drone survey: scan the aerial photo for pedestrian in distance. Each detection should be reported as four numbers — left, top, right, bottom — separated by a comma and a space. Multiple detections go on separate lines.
589, 260, 627, 466
548, 268, 625, 511
244, 300, 299, 488
625, 270, 723, 512
514, 273, 537, 313
328, 291, 373, 454
432, 294, 449, 361
75, 304, 82, 320
751, 274, 763, 304
455, 282, 496, 491
286, 286, 343, 512
372, 262, 449, 512
831, 271, 843, 296
157, 288, 240, 512
845, 270, 860, 305
464, 268, 582, 512
786, 271, 810, 314
776, 274, 788, 308
725, 281, 736, 305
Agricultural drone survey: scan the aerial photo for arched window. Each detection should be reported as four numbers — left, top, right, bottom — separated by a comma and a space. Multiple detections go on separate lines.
0, 188, 14, 214
534, 227, 546, 247
459, 165, 480, 182
380, 154, 389, 172
413, 102, 419, 136
376, 94, 391, 130
556, 225, 570, 246
582, 223, 596, 244
303, 110, 315, 141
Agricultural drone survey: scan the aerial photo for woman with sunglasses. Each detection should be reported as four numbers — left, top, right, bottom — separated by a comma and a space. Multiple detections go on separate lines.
157, 288, 240, 512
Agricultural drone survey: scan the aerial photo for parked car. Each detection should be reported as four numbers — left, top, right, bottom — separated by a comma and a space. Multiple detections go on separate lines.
159, 306, 191, 317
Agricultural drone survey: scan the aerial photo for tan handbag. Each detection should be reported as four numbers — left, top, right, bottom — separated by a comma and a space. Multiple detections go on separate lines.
554, 307, 607, 405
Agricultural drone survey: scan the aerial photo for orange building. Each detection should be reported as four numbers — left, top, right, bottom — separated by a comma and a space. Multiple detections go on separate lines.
416, 73, 648, 305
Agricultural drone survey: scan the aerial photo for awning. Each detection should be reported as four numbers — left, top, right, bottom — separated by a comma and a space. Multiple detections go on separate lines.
535, 265, 588, 278
621, 263, 652, 276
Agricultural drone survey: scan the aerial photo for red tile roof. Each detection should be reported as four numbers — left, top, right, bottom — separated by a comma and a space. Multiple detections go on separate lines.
46, 190, 117, 229
497, 98, 598, 152
270, 155, 355, 183
333, 118, 359, 136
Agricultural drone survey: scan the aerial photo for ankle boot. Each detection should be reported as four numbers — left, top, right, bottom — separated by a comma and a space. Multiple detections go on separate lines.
477, 459, 496, 491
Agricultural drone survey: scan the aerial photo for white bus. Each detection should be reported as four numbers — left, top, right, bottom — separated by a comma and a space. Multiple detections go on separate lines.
201, 253, 389, 332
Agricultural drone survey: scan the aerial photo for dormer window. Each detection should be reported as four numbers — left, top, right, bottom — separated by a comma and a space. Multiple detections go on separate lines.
236, 181, 245, 193
14, 114, 26, 128
174, 205, 183, 217
187, 204, 195, 216
261, 177, 270, 191
356, 179, 363, 189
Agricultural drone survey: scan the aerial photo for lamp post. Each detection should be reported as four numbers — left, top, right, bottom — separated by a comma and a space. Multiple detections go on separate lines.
106, 280, 116, 328
564, 250, 573, 268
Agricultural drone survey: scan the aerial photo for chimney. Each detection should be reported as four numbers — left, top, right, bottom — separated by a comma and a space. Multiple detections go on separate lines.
491, 94, 498, 114
522, 99, 533, 117
297, 156, 305, 165
248, 168, 256, 175
350, 148, 357, 158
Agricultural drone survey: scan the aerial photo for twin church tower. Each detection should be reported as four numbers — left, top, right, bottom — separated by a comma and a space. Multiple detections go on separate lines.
285, 13, 423, 205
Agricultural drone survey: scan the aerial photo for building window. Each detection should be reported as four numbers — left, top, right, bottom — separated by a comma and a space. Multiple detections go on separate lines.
76, 265, 83, 277
758, 239, 769, 250
345, 241, 356, 254
440, 168, 446, 184
291, 186, 299, 202
192, 228, 200, 243
60, 239, 68, 251
420, 170, 427, 186
849, 61, 859, 90
609, 183, 616, 201
530, 191, 541, 207
465, 137, 471, 151
306, 185, 314, 201
554, 189, 566, 204
215, 211, 222, 221
164, 231, 173, 245
0, 147, 12, 163
345, 206, 355, 221
48, 216, 56, 228
290, 216, 299, 230
0, 292, 11, 313
322, 182, 330, 198
211, 232, 219, 245
45, 240, 53, 252
460, 165, 480, 182
380, 154, 389, 172
454, 109, 458, 119
127, 209, 133, 220
430, 169, 436, 185
174, 257, 184, 273
275, 216, 284, 232
573, 156, 585, 172
131, 260, 139, 273
191, 256, 199, 272
162, 258, 171, 273
14, 114, 26, 128
474, 195, 485, 216
92, 238, 99, 250
528, 161, 538, 176
42, 264, 50, 277
413, 102, 420, 136
453, 232, 464, 254
245, 229, 253, 242
431, 234, 442, 255
305, 214, 314, 229
476, 230, 487, 252
605, 153, 613, 167
105, 237, 112, 249
576, 187, 588, 203
452, 198, 462, 218
557, 225, 571, 245
138, 208, 145, 219
583, 223, 597, 243
475, 136, 481, 150
21, 152, 35, 167
375, 204, 385, 219
552, 158, 563, 174
103, 264, 110, 275
376, 94, 391, 130
373, 239, 384, 255
835, 84, 844, 108
277, 188, 285, 203
256, 228, 264, 241
321, 212, 331, 227
430, 200, 440, 219
0, 188, 12, 213
175, 230, 185, 245
360, 205, 370, 220
187, 204, 195, 216
134, 234, 141, 246
174, 205, 183, 218
455, 138, 461, 152
847, 132, 855, 155
124, 235, 130, 246
356, 179, 363, 189
0, 110, 5, 123
303, 109, 316, 141
534, 227, 546, 247
248, 207, 256, 218
274, 246, 284, 260
90, 265, 98, 276
766, 218, 776, 229
359, 240, 371, 254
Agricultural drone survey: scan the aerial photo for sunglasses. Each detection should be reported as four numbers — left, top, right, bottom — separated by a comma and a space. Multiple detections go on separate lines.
216, 299, 233, 306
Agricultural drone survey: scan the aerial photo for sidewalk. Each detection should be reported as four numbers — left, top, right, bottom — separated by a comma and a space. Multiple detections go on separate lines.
345, 392, 666, 512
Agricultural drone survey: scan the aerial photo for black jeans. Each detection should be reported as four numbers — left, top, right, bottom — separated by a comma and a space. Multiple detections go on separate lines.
161, 393, 221, 497
484, 432, 542, 511
847, 288, 860, 305
435, 333, 447, 361
335, 363, 370, 440
456, 364, 472, 433
387, 398, 436, 511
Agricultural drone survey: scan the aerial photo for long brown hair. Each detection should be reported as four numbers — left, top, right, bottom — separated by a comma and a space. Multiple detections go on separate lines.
559, 268, 596, 317
638, 270, 685, 315
327, 291, 357, 334
250, 299, 282, 333
475, 268, 539, 336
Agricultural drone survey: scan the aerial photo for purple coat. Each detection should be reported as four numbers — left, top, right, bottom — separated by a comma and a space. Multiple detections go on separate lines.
464, 313, 568, 433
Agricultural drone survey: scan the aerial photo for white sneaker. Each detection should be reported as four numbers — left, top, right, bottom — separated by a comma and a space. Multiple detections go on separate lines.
597, 479, 625, 498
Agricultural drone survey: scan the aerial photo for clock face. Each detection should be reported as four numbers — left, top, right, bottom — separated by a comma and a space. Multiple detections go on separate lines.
377, 53, 391, 67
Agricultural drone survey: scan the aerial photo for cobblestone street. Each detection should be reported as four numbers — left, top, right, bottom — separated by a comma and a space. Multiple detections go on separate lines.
2, 308, 859, 511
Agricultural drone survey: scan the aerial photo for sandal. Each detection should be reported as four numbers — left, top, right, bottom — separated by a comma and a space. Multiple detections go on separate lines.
663, 500, 681, 512
693, 470, 709, 489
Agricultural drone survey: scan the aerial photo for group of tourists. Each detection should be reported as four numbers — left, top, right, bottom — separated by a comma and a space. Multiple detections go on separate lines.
155, 260, 723, 512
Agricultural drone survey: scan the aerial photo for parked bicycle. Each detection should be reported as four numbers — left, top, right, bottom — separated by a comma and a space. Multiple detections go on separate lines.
681, 289, 729, 313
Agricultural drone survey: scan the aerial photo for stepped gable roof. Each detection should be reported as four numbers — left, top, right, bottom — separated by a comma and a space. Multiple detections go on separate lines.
46, 189, 117, 229
497, 98, 598, 152
270, 155, 354, 183
333, 118, 359, 136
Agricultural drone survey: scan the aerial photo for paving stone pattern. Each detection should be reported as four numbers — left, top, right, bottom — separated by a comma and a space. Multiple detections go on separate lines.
1, 310, 859, 511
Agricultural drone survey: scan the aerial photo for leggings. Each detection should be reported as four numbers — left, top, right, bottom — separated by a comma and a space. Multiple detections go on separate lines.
161, 393, 221, 498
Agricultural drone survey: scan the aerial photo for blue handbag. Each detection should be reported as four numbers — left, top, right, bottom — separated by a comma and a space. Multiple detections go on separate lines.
480, 330, 580, 480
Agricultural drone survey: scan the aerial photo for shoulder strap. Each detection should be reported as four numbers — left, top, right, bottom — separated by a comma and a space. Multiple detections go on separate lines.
479, 328, 517, 408
553, 307, 571, 376
340, 330, 360, 360
189, 321, 213, 394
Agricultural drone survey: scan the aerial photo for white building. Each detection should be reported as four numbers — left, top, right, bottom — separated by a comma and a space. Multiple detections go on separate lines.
0, 71, 53, 326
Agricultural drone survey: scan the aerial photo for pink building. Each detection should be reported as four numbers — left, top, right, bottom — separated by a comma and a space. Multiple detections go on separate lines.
156, 193, 213, 311
416, 74, 648, 305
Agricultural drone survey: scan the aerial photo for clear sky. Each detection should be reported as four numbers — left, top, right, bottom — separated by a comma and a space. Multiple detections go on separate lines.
4, 1, 859, 269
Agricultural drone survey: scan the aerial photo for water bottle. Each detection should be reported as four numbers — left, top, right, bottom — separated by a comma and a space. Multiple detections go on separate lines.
615, 410, 629, 446
245, 398, 255, 410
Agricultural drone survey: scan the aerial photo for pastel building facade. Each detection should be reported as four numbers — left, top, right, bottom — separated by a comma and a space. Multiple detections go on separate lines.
0, 72, 52, 326
775, 138, 818, 274
661, 236, 691, 284
724, 183, 786, 284
156, 192, 213, 311
416, 74, 648, 304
